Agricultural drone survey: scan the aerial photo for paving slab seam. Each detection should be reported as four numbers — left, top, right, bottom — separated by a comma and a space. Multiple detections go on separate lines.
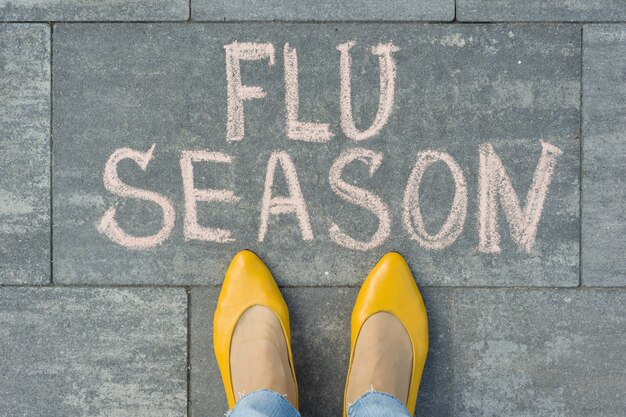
455, 20, 626, 24
0, 283, 195, 289
0, 283, 584, 289
49, 22, 54, 285
0, 20, 191, 24
185, 286, 191, 417
450, 288, 457, 417
578, 24, 584, 288
453, 0, 457, 21
184, 19, 460, 23
3, 284, 625, 290
52, 20, 586, 24
4, 19, 626, 24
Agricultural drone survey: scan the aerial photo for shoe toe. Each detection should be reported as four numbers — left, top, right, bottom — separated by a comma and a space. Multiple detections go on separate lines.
214, 250, 295, 408
348, 252, 428, 416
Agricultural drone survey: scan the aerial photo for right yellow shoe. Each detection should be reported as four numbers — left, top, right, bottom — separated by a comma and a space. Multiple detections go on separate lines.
343, 252, 428, 416
213, 250, 299, 409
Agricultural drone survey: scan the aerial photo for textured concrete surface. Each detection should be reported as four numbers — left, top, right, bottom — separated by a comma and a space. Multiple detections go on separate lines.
0, 24, 50, 284
1, 4, 625, 416
0, 287, 187, 417
0, 0, 188, 21
454, 289, 626, 416
582, 26, 626, 287
53, 23, 580, 286
458, 0, 626, 22
192, 0, 454, 21
190, 287, 453, 417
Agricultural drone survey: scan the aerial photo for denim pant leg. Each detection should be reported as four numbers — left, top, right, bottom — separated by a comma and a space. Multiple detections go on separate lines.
348, 391, 412, 417
228, 389, 301, 417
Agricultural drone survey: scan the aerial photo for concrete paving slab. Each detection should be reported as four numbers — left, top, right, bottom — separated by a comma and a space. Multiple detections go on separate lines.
192, 0, 454, 22
190, 287, 452, 417
582, 25, 626, 287
454, 289, 626, 417
53, 23, 580, 286
0, 0, 188, 21
0, 24, 50, 284
458, 0, 626, 22
0, 287, 187, 417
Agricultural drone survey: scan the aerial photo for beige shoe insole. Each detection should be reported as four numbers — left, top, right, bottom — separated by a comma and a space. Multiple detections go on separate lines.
345, 312, 413, 405
230, 305, 297, 407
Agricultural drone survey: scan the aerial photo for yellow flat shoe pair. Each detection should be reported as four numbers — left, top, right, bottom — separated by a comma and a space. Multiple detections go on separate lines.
213, 250, 428, 415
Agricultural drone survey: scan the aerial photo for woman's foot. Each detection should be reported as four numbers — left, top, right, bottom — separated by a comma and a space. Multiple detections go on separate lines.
344, 252, 428, 416
230, 305, 298, 407
214, 250, 298, 409
345, 312, 413, 405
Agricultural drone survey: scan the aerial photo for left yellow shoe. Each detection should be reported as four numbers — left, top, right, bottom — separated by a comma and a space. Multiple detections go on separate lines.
213, 250, 299, 409
343, 252, 428, 416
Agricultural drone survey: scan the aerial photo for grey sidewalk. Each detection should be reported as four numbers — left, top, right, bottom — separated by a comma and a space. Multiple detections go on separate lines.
1, 1, 625, 417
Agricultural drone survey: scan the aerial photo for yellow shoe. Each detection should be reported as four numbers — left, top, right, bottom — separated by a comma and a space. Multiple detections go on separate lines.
344, 252, 428, 416
213, 250, 298, 409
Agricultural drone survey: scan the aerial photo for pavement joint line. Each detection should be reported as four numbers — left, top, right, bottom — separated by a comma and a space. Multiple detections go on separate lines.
49, 21, 54, 286
1, 284, 625, 290
578, 24, 584, 288
186, 287, 192, 417
6, 20, 626, 24
450, 288, 457, 416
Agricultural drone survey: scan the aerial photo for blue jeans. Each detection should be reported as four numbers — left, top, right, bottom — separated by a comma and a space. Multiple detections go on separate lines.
228, 389, 412, 417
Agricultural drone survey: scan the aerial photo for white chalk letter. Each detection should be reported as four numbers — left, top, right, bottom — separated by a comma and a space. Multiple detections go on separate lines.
224, 42, 275, 141
478, 140, 563, 253
337, 41, 399, 141
97, 144, 175, 249
284, 43, 334, 142
180, 150, 241, 242
259, 151, 313, 242
403, 150, 468, 250
328, 148, 390, 250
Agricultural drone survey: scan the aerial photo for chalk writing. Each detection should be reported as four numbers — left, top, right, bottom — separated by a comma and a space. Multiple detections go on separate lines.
180, 150, 241, 242
259, 151, 314, 242
98, 144, 175, 249
284, 43, 334, 142
337, 41, 399, 141
97, 40, 564, 255
329, 148, 391, 250
225, 42, 275, 141
478, 140, 563, 253
403, 150, 468, 250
